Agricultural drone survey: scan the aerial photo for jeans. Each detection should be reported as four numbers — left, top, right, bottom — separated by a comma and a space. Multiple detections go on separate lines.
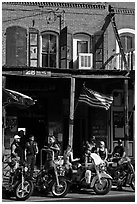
26, 155, 36, 177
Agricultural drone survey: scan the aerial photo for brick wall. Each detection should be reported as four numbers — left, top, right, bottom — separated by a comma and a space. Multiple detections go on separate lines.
2, 2, 135, 67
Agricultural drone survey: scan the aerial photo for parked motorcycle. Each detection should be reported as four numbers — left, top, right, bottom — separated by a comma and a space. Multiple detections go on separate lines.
65, 153, 112, 195
107, 154, 135, 191
4, 159, 34, 201
33, 148, 69, 198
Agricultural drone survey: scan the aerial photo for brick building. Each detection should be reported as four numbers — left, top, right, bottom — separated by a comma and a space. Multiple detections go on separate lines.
2, 2, 135, 162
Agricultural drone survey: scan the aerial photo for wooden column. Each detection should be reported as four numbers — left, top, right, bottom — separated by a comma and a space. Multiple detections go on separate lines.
68, 77, 75, 147
124, 79, 129, 156
2, 76, 6, 157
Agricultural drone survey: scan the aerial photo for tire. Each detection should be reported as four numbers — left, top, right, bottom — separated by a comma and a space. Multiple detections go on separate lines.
51, 177, 69, 198
94, 177, 112, 195
15, 179, 34, 201
130, 175, 135, 191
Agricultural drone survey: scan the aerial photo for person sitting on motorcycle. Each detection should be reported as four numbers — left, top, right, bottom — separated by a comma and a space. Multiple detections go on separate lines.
44, 134, 60, 172
112, 139, 126, 164
63, 144, 80, 179
10, 135, 23, 171
97, 141, 108, 162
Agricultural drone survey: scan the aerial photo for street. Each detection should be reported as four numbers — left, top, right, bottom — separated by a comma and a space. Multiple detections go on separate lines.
2, 186, 135, 202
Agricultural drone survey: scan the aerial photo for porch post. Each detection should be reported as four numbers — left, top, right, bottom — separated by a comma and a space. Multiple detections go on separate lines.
124, 79, 129, 156
68, 77, 75, 147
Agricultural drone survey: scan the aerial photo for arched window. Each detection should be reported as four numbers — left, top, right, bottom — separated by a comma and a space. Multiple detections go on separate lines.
73, 33, 92, 69
116, 29, 135, 70
40, 32, 59, 68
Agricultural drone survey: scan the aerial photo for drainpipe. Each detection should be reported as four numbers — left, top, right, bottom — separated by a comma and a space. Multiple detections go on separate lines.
68, 77, 75, 147
124, 79, 129, 156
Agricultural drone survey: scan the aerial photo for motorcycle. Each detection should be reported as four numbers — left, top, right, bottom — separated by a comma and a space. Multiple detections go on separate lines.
33, 148, 69, 198
4, 159, 34, 201
65, 153, 112, 195
107, 153, 135, 191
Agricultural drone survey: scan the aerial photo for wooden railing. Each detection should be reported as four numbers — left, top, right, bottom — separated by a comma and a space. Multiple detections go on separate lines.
118, 50, 135, 70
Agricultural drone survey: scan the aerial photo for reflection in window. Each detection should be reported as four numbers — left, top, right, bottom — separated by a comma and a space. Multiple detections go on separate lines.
42, 34, 57, 67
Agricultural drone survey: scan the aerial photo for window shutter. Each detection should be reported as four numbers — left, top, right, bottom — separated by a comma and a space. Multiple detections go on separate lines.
29, 28, 39, 67
60, 27, 67, 68
60, 27, 72, 68
93, 31, 104, 69
6, 26, 27, 66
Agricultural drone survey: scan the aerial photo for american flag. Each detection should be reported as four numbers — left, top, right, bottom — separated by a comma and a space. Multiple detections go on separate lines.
78, 85, 113, 110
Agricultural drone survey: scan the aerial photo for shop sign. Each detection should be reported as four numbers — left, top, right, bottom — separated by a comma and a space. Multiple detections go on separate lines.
24, 70, 51, 77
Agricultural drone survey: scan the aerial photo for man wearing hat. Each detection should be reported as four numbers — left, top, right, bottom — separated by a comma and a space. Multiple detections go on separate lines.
11, 134, 23, 169
25, 135, 38, 178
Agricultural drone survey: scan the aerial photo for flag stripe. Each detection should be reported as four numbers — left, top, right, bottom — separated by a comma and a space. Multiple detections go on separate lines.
78, 86, 113, 110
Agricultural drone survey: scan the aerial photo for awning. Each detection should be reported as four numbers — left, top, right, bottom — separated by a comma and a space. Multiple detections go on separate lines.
2, 88, 35, 108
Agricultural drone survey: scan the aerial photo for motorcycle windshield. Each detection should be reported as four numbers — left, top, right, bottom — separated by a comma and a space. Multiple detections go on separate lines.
90, 153, 104, 166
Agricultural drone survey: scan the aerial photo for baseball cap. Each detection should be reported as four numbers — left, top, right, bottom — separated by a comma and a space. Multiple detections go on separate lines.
14, 135, 21, 139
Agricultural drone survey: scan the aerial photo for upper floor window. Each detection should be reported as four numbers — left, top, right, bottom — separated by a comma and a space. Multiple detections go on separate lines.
41, 32, 59, 68
116, 29, 135, 70
73, 33, 91, 69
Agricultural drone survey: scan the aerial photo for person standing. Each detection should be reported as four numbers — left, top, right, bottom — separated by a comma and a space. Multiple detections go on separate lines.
11, 135, 23, 169
18, 130, 26, 161
25, 135, 38, 178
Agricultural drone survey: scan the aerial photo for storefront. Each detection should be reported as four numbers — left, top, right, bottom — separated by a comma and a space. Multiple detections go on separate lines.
3, 68, 134, 161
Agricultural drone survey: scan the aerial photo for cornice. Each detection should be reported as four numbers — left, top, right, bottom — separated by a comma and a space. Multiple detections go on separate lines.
114, 7, 135, 15
2, 2, 135, 15
2, 2, 107, 10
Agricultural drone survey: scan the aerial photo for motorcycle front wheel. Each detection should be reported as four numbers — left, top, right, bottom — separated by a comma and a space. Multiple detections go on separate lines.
51, 177, 69, 198
130, 175, 135, 191
94, 177, 112, 195
15, 179, 34, 201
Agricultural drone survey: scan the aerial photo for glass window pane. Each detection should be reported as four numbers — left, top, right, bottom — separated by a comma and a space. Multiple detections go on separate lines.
50, 54, 56, 67
30, 47, 37, 59
30, 33, 37, 45
42, 36, 49, 53
77, 41, 88, 54
30, 60, 37, 67
127, 36, 132, 50
42, 54, 48, 67
42, 33, 57, 68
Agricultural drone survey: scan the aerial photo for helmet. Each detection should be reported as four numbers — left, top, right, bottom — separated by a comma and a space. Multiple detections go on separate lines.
14, 135, 21, 139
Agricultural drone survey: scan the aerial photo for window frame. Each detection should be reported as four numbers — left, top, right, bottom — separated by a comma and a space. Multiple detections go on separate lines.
73, 33, 91, 69
116, 28, 135, 70
40, 31, 59, 68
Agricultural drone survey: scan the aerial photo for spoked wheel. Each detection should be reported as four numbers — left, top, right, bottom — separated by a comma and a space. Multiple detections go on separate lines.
130, 175, 135, 191
15, 180, 34, 201
94, 178, 112, 195
51, 177, 69, 198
